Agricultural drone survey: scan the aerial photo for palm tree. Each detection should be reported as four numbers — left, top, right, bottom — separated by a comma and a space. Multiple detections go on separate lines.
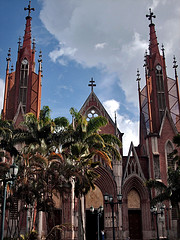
62, 108, 121, 240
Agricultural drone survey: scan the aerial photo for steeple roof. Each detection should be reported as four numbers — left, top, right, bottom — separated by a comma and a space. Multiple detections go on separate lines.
22, 1, 35, 53
146, 8, 160, 59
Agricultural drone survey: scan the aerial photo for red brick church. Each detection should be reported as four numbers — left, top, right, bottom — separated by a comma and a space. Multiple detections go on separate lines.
1, 2, 180, 240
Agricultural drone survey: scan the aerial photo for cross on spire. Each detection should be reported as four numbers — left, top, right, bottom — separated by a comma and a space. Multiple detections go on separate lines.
24, 0, 35, 17
146, 8, 156, 25
88, 77, 96, 92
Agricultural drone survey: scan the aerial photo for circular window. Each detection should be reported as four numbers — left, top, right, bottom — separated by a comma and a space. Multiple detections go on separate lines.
87, 109, 99, 120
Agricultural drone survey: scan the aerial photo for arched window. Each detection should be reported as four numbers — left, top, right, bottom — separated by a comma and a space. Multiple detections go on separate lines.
166, 141, 174, 170
19, 59, 29, 113
156, 64, 166, 122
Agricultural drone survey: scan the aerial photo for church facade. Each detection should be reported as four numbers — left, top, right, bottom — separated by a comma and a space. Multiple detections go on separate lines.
1, 2, 179, 240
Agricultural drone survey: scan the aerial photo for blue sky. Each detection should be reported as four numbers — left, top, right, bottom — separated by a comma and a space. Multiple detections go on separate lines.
0, 0, 180, 154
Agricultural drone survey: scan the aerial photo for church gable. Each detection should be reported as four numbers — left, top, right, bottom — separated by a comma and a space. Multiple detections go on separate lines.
80, 79, 123, 137
13, 102, 25, 128
123, 142, 146, 183
159, 108, 178, 137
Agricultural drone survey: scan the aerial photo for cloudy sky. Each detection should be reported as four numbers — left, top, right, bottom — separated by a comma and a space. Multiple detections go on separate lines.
0, 0, 180, 154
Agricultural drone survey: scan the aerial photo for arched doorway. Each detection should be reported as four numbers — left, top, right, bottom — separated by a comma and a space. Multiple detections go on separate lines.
86, 186, 104, 240
128, 189, 142, 240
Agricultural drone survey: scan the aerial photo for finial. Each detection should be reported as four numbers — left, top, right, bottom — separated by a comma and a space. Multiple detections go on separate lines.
38, 50, 43, 77
115, 111, 118, 136
38, 50, 42, 63
173, 55, 178, 69
6, 48, 11, 62
11, 64, 14, 72
136, 69, 141, 91
146, 8, 156, 25
88, 77, 96, 92
18, 37, 22, 49
143, 50, 147, 67
173, 55, 178, 79
24, 0, 35, 18
32, 38, 36, 50
161, 44, 165, 59
115, 111, 117, 123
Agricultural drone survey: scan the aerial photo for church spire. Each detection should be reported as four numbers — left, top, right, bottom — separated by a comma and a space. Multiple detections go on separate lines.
146, 8, 159, 57
22, 1, 35, 49
2, 1, 42, 121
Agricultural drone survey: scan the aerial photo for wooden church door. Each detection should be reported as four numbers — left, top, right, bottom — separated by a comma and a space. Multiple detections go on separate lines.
128, 189, 142, 240
128, 210, 142, 240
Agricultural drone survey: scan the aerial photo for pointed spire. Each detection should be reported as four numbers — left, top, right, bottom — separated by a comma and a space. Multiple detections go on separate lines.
23, 1, 34, 49
88, 77, 96, 92
146, 8, 159, 57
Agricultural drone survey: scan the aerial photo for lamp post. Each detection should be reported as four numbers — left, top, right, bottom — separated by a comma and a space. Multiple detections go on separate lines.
0, 163, 18, 240
104, 193, 122, 240
90, 205, 104, 240
150, 204, 165, 240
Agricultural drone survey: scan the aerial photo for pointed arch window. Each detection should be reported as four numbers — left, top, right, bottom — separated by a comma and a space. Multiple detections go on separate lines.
166, 141, 174, 170
156, 64, 166, 121
19, 59, 29, 113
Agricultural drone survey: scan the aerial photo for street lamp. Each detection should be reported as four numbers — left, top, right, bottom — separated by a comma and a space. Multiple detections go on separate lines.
150, 204, 165, 240
0, 163, 18, 240
90, 205, 104, 240
104, 193, 122, 240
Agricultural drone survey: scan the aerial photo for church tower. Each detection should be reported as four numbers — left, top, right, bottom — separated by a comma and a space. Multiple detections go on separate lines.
2, 1, 42, 124
138, 8, 180, 190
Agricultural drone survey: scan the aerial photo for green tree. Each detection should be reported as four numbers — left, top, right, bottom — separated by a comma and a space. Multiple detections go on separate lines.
146, 134, 180, 239
62, 108, 121, 240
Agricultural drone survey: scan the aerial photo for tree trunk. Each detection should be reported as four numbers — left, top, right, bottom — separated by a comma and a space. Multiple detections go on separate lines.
78, 195, 86, 240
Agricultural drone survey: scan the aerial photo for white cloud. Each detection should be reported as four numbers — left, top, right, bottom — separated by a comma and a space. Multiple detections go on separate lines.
40, 0, 180, 106
39, 0, 179, 152
103, 99, 139, 155
49, 43, 77, 63
0, 78, 5, 112
95, 42, 107, 50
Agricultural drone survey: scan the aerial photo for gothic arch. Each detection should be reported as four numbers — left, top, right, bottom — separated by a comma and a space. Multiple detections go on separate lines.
122, 175, 151, 235
165, 140, 174, 170
95, 166, 117, 197
84, 106, 101, 119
